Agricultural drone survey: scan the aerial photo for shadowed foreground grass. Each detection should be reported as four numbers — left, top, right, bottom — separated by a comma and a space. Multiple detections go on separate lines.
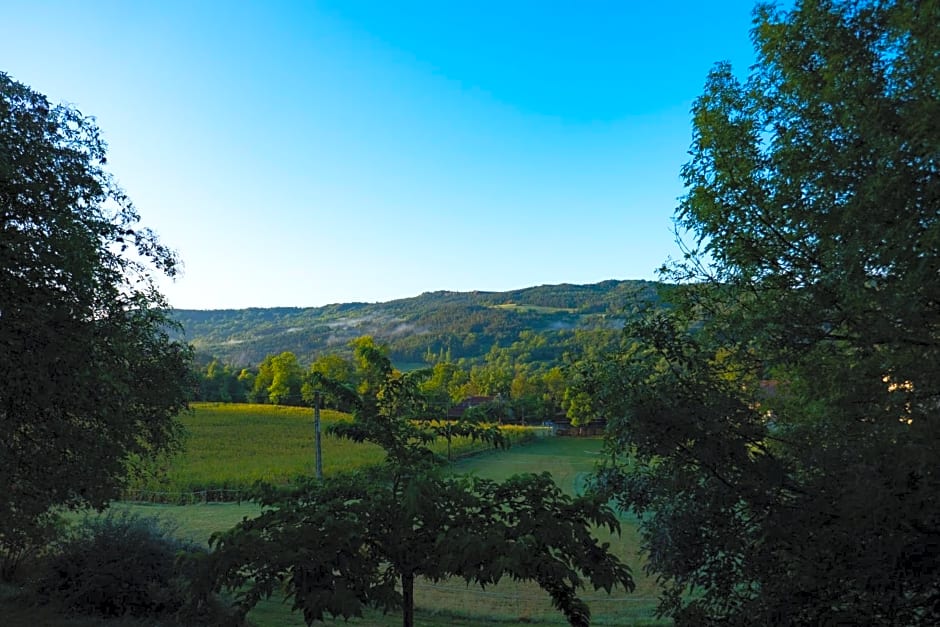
4, 436, 664, 626
112, 437, 664, 626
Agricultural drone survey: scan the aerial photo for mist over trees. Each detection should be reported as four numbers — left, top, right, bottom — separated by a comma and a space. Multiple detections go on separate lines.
172, 279, 661, 366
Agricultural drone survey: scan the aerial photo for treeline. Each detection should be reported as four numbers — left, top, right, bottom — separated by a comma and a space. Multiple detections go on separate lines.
192, 330, 624, 425
172, 279, 661, 367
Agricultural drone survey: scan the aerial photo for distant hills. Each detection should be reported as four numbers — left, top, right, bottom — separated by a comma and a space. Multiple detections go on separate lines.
172, 279, 665, 368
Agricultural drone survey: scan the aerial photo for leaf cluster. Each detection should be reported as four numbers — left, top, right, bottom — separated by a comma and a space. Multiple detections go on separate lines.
207, 470, 633, 627
586, 1, 940, 624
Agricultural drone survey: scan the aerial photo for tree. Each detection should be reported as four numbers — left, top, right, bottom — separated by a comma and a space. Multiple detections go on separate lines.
542, 365, 568, 409
306, 353, 357, 410
248, 354, 274, 403
350, 335, 392, 414
418, 360, 467, 413
586, 1, 940, 624
202, 359, 228, 401
0, 73, 191, 577
236, 367, 255, 397
208, 472, 631, 627
268, 351, 303, 405
196, 358, 247, 402
204, 340, 634, 627
563, 389, 595, 429
246, 351, 304, 405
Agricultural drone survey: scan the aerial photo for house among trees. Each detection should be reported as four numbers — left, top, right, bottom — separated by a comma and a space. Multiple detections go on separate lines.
446, 396, 495, 419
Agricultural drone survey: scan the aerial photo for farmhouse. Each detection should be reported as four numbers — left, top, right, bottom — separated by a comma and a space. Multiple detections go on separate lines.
446, 395, 495, 419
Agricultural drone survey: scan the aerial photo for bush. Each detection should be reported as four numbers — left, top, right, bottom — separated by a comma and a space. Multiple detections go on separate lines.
0, 509, 63, 581
35, 511, 210, 620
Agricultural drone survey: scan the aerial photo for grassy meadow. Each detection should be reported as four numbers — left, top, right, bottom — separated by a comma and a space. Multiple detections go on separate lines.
10, 405, 661, 626
409, 437, 661, 626
125, 403, 542, 502
110, 435, 663, 626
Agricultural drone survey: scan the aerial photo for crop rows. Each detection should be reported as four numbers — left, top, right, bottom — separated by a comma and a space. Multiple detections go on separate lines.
124, 403, 540, 503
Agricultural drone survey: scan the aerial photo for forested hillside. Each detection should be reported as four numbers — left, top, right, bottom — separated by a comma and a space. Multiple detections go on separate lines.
172, 279, 663, 367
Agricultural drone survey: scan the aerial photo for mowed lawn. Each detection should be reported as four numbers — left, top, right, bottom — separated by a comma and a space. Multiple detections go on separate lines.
116, 436, 664, 626
408, 437, 662, 626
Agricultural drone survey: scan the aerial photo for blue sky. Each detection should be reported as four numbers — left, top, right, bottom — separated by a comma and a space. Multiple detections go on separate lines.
1, 1, 760, 309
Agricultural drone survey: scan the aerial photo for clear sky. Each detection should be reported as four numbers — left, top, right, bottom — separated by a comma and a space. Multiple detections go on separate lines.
1, 1, 761, 309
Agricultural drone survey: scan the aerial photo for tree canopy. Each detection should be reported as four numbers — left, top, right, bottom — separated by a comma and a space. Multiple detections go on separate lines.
584, 0, 939, 624
202, 339, 634, 627
0, 73, 191, 576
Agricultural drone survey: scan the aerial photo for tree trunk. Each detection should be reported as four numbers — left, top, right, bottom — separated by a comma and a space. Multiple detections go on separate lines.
402, 571, 415, 627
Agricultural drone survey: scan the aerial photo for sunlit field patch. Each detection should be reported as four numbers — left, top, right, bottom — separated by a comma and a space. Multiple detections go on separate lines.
125, 403, 539, 502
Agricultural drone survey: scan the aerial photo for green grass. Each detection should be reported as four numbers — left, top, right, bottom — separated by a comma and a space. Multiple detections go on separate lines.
126, 403, 539, 502
414, 437, 662, 626
9, 415, 663, 626
125, 403, 378, 501
111, 437, 664, 626
491, 303, 577, 314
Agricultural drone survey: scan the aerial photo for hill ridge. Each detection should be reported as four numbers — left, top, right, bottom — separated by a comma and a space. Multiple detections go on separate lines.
172, 279, 663, 367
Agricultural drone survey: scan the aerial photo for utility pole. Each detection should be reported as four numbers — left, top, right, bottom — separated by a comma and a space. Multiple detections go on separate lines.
314, 391, 323, 480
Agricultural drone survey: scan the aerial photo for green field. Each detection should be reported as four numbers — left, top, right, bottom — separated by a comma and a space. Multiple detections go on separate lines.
413, 437, 662, 626
111, 436, 663, 627
8, 406, 662, 626
126, 403, 540, 502
491, 303, 578, 314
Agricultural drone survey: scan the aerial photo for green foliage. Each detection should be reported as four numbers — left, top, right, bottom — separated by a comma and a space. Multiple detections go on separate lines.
248, 352, 296, 404
192, 318, 630, 423
0, 73, 191, 578
205, 340, 633, 627
268, 351, 303, 405
305, 353, 358, 410
209, 472, 633, 627
588, 1, 940, 624
193, 358, 248, 403
419, 361, 468, 409
0, 511, 63, 582
34, 511, 230, 623
461, 401, 509, 425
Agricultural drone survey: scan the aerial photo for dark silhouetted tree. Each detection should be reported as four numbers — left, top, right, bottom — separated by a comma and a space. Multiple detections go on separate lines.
585, 1, 940, 624
0, 73, 191, 578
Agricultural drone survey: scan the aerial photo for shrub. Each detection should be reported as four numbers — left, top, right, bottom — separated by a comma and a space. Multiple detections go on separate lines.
36, 511, 211, 620
0, 509, 62, 581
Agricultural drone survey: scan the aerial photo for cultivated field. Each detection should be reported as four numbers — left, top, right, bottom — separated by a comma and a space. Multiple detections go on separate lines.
125, 403, 539, 502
